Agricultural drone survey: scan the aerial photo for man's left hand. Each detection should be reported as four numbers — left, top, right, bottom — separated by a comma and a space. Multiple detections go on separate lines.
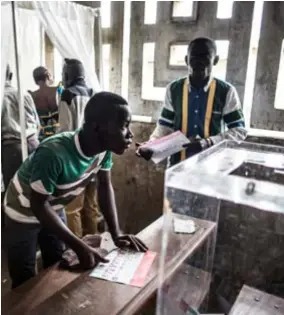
114, 234, 148, 252
183, 140, 202, 155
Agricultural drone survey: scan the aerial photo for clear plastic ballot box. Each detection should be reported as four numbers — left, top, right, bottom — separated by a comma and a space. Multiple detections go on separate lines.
155, 140, 284, 315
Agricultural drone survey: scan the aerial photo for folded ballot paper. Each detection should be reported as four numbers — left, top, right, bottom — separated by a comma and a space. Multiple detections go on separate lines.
140, 131, 190, 164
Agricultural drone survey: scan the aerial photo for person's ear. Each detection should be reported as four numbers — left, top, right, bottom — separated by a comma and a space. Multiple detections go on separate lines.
213, 55, 219, 66
185, 55, 188, 66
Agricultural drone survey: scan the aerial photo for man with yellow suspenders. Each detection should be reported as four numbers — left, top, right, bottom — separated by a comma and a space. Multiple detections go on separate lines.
137, 37, 247, 166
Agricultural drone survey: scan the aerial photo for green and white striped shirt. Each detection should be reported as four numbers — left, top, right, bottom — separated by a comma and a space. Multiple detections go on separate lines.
4, 130, 112, 224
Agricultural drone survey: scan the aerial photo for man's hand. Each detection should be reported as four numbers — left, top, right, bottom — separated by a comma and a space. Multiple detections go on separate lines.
182, 137, 204, 155
135, 142, 153, 161
114, 234, 148, 252
76, 244, 109, 269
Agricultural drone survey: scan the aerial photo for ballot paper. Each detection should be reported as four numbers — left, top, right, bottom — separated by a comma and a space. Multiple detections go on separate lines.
90, 249, 156, 287
173, 217, 196, 234
141, 131, 190, 164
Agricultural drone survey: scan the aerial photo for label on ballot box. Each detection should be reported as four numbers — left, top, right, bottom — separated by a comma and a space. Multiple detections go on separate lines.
90, 249, 156, 287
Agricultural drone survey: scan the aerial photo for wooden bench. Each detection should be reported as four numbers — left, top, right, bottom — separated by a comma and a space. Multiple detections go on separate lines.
2, 214, 216, 315
229, 285, 284, 315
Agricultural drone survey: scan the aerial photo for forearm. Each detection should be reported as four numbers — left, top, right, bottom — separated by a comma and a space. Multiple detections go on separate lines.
31, 199, 87, 251
97, 180, 120, 238
150, 124, 174, 141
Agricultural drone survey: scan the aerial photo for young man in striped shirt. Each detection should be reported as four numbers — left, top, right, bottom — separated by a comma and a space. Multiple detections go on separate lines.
137, 37, 247, 166
4, 92, 147, 289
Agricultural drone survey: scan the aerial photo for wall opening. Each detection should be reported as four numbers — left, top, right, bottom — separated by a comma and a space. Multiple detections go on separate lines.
274, 39, 284, 110
141, 43, 165, 101
217, 0, 234, 19
172, 1, 193, 17
101, 1, 111, 28
243, 0, 264, 127
102, 44, 110, 90
144, 0, 157, 24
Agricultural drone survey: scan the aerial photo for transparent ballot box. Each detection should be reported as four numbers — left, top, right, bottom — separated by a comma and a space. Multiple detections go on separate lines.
156, 140, 284, 315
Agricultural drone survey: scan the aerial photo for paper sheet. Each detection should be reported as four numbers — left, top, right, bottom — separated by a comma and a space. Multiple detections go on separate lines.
90, 249, 156, 287
141, 131, 190, 164
173, 218, 196, 234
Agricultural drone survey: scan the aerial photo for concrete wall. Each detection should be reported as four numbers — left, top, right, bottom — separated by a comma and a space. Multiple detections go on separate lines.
251, 1, 284, 131
112, 122, 164, 234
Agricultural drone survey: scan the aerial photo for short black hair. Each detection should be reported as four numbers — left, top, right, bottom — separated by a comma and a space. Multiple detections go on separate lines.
64, 58, 85, 80
84, 92, 128, 124
33, 66, 49, 84
188, 37, 217, 55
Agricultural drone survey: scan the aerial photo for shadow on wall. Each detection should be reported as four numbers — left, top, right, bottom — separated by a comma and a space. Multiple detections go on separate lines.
111, 122, 165, 234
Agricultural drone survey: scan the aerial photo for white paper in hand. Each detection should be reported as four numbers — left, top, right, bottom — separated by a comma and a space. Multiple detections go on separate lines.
173, 217, 196, 234
141, 131, 190, 164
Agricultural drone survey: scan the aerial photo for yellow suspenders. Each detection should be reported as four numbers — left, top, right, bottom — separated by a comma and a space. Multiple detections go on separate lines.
181, 78, 216, 161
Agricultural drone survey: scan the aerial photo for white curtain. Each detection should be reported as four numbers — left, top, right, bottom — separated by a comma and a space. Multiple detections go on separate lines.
1, 1, 13, 104
32, 1, 101, 92
8, 7, 43, 92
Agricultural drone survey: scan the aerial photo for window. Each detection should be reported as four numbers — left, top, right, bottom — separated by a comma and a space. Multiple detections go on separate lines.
274, 39, 284, 110
172, 1, 197, 21
172, 1, 193, 17
144, 0, 157, 24
169, 44, 187, 67
102, 44, 110, 91
141, 43, 165, 101
101, 1, 111, 28
213, 40, 230, 80
217, 0, 234, 19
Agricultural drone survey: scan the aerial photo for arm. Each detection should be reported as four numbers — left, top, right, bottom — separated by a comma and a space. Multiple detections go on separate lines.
24, 93, 41, 136
97, 153, 148, 251
31, 191, 88, 252
97, 170, 120, 238
208, 85, 247, 145
57, 90, 76, 132
150, 83, 175, 140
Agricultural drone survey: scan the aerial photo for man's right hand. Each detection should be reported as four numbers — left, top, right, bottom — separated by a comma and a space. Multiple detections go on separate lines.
76, 244, 109, 269
135, 143, 153, 161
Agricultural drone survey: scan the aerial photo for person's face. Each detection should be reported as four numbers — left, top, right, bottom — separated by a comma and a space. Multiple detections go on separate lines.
98, 105, 134, 155
186, 43, 218, 81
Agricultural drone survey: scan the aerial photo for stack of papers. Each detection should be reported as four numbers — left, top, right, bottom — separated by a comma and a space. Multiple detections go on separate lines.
140, 131, 190, 164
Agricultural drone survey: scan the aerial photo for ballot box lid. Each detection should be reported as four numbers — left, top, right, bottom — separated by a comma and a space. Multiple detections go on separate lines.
165, 140, 284, 213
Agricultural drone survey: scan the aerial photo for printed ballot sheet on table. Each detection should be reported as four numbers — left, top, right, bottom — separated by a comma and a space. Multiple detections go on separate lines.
90, 249, 156, 287
140, 131, 190, 164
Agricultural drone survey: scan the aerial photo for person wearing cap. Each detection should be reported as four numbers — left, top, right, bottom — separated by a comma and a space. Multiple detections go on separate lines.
137, 37, 247, 166
29, 67, 60, 141
58, 58, 102, 238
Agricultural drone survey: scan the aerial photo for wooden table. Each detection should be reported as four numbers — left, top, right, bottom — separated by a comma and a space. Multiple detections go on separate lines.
2, 214, 216, 315
229, 285, 284, 315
